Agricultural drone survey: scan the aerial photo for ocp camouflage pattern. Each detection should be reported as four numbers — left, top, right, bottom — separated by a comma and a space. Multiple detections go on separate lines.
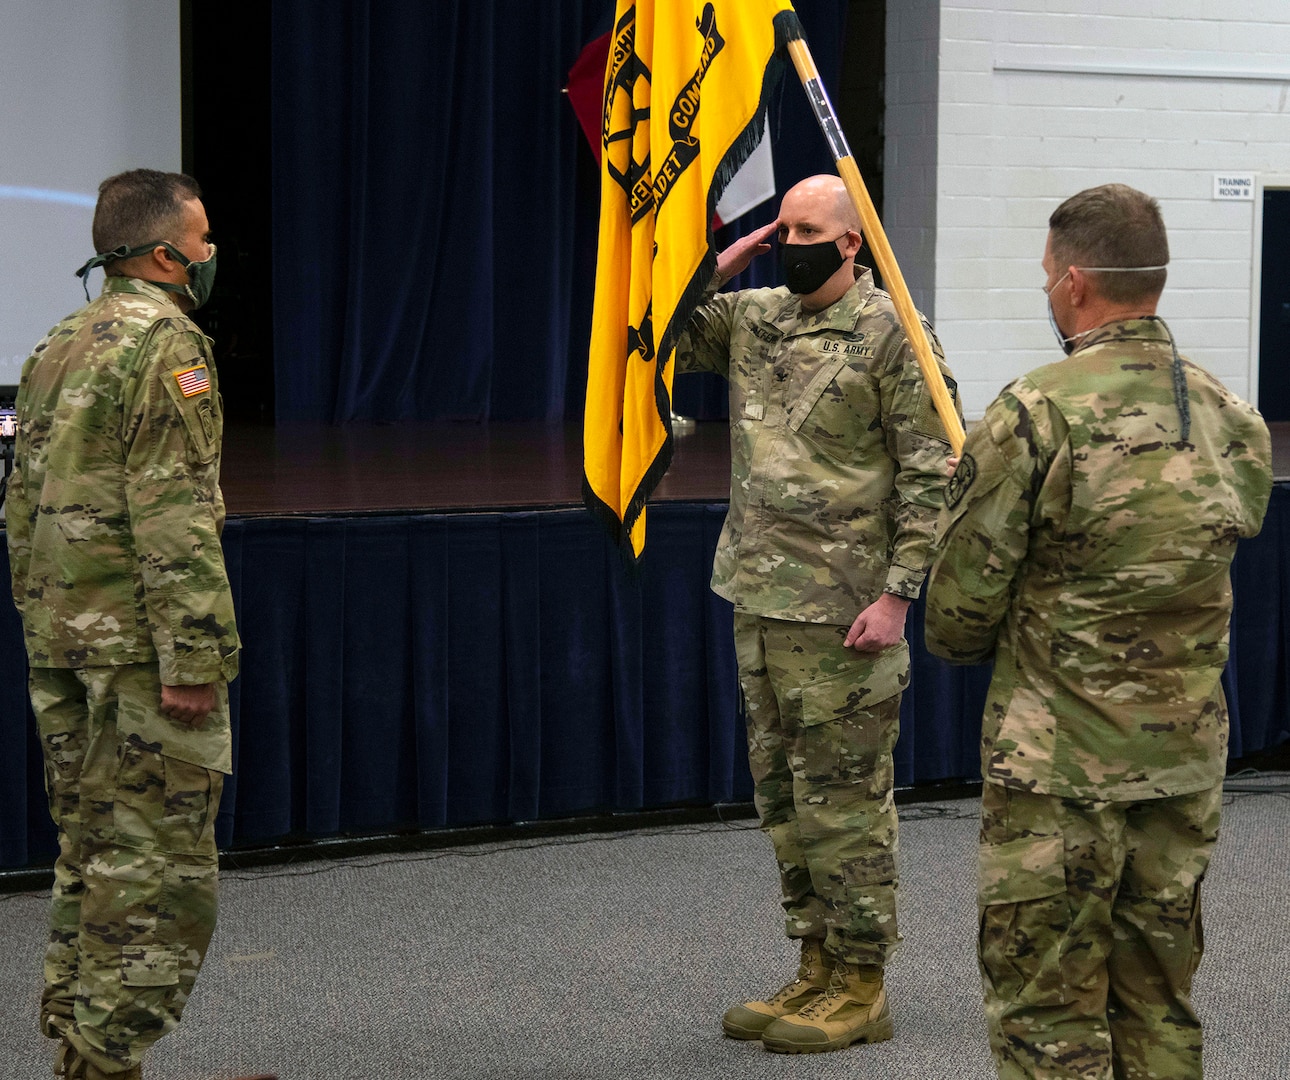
676, 270, 961, 624
925, 318, 1272, 800
5, 277, 239, 687
32, 664, 223, 1074
736, 616, 905, 966
976, 781, 1220, 1080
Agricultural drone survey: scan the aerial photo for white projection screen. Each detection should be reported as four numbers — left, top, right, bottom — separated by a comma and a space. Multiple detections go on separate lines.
0, 3, 181, 387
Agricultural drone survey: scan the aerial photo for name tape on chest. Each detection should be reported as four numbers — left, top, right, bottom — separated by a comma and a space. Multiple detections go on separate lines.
820, 340, 874, 358
174, 364, 211, 398
740, 318, 782, 345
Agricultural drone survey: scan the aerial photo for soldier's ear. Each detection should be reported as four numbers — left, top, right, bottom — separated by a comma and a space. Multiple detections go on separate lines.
1067, 266, 1088, 306
153, 244, 181, 269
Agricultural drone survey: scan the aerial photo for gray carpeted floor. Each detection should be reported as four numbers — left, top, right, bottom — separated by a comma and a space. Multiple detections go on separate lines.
1, 789, 1287, 1080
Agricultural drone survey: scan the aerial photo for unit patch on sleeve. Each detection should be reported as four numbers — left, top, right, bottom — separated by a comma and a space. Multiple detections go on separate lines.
944, 451, 977, 509
174, 364, 211, 398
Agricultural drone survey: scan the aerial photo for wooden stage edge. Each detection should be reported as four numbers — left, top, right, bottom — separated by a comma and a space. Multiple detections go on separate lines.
219, 421, 732, 517
219, 420, 1290, 518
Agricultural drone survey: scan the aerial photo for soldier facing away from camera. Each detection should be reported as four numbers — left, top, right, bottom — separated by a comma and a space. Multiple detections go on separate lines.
925, 183, 1273, 1079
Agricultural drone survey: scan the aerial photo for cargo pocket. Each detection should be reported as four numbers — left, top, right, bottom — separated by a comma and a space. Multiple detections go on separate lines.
121, 944, 179, 988
157, 759, 219, 856
978, 833, 1073, 1004
842, 847, 898, 888
113, 736, 217, 855
797, 642, 908, 785
113, 734, 166, 847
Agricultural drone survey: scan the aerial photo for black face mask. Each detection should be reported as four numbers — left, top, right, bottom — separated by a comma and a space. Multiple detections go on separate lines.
780, 236, 847, 295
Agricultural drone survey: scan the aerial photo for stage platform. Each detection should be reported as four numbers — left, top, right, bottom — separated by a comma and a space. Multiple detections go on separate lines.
218, 419, 1290, 516
219, 420, 732, 516
1, 420, 1287, 870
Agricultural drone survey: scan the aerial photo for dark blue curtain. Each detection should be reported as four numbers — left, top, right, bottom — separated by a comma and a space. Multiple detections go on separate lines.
3, 489, 1289, 869
0, 557, 54, 867
270, 0, 850, 424
216, 505, 745, 844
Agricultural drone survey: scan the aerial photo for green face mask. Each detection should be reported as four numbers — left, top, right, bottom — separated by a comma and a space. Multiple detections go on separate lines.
75, 241, 217, 309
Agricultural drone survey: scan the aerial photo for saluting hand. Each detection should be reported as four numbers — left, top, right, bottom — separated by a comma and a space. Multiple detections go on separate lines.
715, 219, 779, 286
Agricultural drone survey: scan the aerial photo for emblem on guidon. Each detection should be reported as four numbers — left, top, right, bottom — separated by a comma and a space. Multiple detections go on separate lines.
602, 3, 727, 225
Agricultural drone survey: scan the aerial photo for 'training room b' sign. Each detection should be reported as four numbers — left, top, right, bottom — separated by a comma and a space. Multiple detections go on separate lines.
1213, 173, 1255, 200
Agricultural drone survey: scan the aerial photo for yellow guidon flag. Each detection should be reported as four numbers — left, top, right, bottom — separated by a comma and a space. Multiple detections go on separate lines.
583, 0, 801, 558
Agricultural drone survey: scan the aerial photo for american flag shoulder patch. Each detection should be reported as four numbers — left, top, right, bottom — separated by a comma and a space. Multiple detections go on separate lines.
174, 364, 211, 398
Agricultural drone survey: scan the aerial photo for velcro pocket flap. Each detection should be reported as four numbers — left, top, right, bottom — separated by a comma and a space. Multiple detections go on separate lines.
121, 944, 179, 987
799, 641, 910, 727
977, 833, 1066, 906
788, 356, 849, 433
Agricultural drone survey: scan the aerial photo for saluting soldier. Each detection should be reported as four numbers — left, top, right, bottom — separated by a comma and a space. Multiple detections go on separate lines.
675, 173, 960, 1054
925, 183, 1273, 1079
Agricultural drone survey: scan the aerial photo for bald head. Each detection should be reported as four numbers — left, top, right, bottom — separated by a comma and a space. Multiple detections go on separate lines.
779, 175, 860, 236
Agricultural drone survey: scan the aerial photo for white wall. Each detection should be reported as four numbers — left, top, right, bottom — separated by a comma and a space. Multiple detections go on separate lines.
903, 0, 1290, 418
0, 2, 182, 387
884, 0, 942, 317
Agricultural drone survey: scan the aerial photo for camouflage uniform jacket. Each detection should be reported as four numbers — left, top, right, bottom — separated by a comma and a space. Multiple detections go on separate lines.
925, 319, 1272, 800
5, 276, 240, 685
676, 270, 959, 624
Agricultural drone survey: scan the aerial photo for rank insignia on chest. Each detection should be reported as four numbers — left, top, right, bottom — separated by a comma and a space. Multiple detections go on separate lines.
174, 364, 210, 398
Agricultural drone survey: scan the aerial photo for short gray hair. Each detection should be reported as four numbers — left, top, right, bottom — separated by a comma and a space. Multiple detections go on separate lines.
1049, 183, 1168, 303
92, 168, 202, 258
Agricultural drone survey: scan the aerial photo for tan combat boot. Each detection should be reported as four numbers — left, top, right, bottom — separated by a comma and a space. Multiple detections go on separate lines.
721, 938, 832, 1040
759, 958, 892, 1053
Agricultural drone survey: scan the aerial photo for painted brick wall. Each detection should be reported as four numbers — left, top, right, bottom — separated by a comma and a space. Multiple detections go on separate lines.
894, 0, 1290, 417
884, 0, 942, 317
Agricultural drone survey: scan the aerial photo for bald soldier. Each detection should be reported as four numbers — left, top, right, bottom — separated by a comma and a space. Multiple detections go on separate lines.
675, 175, 961, 1054
925, 184, 1273, 1078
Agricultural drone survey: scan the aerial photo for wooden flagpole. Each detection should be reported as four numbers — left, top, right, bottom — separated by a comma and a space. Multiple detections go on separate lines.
786, 39, 966, 454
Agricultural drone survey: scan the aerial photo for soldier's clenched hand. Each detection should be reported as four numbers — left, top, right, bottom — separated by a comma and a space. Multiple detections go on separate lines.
843, 593, 911, 652
161, 682, 217, 727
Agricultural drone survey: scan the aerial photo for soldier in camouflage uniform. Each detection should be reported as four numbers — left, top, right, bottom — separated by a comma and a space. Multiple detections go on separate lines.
675, 175, 960, 1054
925, 184, 1273, 1079
5, 171, 270, 1080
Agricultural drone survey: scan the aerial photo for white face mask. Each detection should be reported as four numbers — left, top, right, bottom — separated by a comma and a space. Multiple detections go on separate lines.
1044, 270, 1074, 354
1043, 264, 1168, 354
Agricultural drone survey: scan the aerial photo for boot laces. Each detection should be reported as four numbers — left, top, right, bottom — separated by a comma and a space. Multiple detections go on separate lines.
762, 944, 825, 1006
793, 962, 852, 1021
765, 972, 812, 1007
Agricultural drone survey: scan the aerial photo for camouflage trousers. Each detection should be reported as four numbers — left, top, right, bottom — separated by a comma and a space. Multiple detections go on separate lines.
978, 781, 1222, 1080
30, 664, 226, 1076
733, 613, 906, 967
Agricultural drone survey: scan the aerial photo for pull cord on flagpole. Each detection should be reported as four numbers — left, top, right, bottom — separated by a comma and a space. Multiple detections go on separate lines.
785, 38, 966, 456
